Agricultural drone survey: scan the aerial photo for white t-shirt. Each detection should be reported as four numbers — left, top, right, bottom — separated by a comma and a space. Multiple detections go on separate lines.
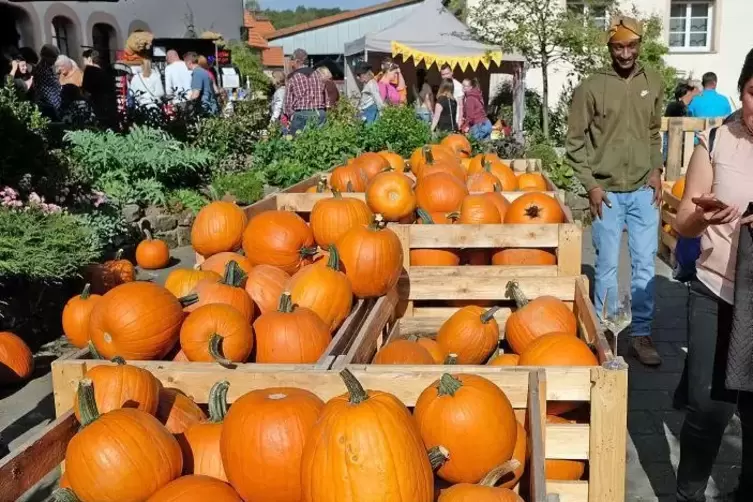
164, 61, 193, 103
452, 78, 464, 124
129, 69, 165, 108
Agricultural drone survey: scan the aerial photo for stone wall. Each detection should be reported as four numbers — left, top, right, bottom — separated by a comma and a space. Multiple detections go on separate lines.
121, 204, 195, 249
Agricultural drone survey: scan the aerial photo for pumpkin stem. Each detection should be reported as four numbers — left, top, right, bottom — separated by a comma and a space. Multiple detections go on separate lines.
278, 292, 295, 313
445, 211, 460, 220
331, 188, 342, 199
478, 459, 522, 487
369, 214, 387, 230
444, 353, 458, 365
407, 334, 419, 342
51, 488, 80, 502
143, 228, 153, 241
80, 283, 91, 300
346, 180, 354, 193
111, 356, 126, 365
505, 281, 529, 308
209, 334, 233, 367
208, 380, 230, 423
339, 368, 368, 404
493, 182, 502, 193
482, 155, 492, 172
437, 373, 463, 396
222, 260, 247, 288
416, 207, 434, 224
300, 246, 319, 258
88, 340, 102, 360
327, 245, 341, 272
524, 204, 542, 219
423, 145, 435, 165
481, 306, 501, 324
179, 294, 199, 308
77, 379, 100, 427
114, 248, 124, 260
317, 176, 328, 192
428, 445, 450, 470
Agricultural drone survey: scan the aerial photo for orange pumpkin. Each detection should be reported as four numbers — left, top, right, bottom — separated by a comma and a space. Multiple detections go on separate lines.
156, 387, 207, 437
373, 338, 436, 365
200, 252, 254, 278
242, 210, 317, 274
436, 306, 500, 364
415, 172, 468, 214
302, 369, 434, 502
336, 215, 404, 298
492, 248, 557, 266
545, 415, 587, 480
441, 133, 472, 158
366, 171, 417, 221
86, 249, 135, 294
504, 281, 578, 354
136, 230, 170, 270
421, 162, 467, 183
330, 162, 368, 192
378, 150, 406, 172
221, 386, 324, 501
488, 353, 520, 366
516, 169, 548, 192
182, 381, 230, 482
504, 192, 564, 224
672, 177, 686, 198
146, 475, 242, 502
0, 331, 34, 383
414, 373, 517, 483
467, 169, 501, 193
460, 157, 472, 172
353, 152, 391, 180
418, 337, 448, 364
180, 304, 254, 364
483, 189, 510, 220
310, 191, 372, 247
287, 245, 353, 331
89, 282, 186, 360
66, 380, 183, 502
254, 292, 332, 363
437, 463, 525, 501
411, 208, 461, 267
468, 153, 502, 173
59, 471, 71, 490
416, 207, 457, 224
192, 201, 248, 258
62, 283, 102, 349
306, 176, 330, 193
455, 195, 502, 224
410, 144, 459, 178
186, 261, 255, 322
165, 269, 221, 298
499, 421, 527, 488
468, 155, 517, 191
244, 264, 289, 315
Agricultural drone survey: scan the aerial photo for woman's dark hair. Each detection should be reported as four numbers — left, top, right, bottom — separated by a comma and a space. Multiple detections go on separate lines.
82, 49, 103, 66
674, 83, 693, 101
739, 48, 753, 97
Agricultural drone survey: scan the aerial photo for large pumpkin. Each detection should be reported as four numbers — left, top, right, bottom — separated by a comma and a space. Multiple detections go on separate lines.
373, 338, 436, 365
146, 475, 242, 502
310, 191, 372, 247
183, 381, 230, 482
192, 201, 248, 258
62, 284, 102, 349
437, 462, 524, 502
221, 386, 324, 502
330, 162, 368, 192
504, 281, 577, 354
366, 171, 417, 221
441, 134, 472, 158
156, 387, 207, 437
254, 293, 332, 363
136, 230, 170, 270
86, 249, 135, 294
165, 269, 221, 298
336, 215, 404, 298
186, 261, 255, 322
378, 150, 406, 172
302, 369, 434, 502
436, 306, 500, 364
244, 265, 289, 315
89, 282, 186, 360
410, 144, 458, 178
200, 252, 254, 278
411, 208, 461, 267
455, 195, 502, 224
353, 152, 391, 180
504, 192, 564, 224
492, 248, 557, 266
414, 373, 517, 483
66, 380, 183, 502
415, 172, 468, 214
545, 415, 587, 480
672, 176, 686, 198
73, 358, 161, 422
421, 160, 467, 183
468, 155, 517, 191
243, 210, 316, 274
0, 331, 34, 383
180, 304, 254, 364
466, 169, 501, 193
287, 245, 353, 331
483, 189, 510, 220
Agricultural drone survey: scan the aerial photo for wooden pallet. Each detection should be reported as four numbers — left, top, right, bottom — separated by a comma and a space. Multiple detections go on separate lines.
334, 275, 628, 502
658, 181, 680, 266
9, 367, 557, 502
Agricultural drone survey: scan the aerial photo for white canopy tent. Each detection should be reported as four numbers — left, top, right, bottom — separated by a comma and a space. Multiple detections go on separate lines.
344, 0, 527, 136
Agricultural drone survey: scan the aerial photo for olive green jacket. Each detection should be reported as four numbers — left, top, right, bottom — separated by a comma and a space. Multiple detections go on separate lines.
565, 64, 664, 193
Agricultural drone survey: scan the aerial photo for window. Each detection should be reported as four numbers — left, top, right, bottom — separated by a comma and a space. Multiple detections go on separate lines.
567, 1, 609, 31
669, 1, 713, 52
51, 16, 71, 55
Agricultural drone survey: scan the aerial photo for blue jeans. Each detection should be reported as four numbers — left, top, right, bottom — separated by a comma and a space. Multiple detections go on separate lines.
361, 104, 379, 125
290, 110, 325, 134
592, 186, 659, 337
469, 119, 493, 140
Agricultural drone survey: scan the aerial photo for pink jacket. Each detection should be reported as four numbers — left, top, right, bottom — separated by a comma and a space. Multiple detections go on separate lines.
378, 80, 401, 105
464, 87, 487, 126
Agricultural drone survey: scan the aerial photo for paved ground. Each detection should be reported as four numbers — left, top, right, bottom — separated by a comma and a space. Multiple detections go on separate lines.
1, 237, 742, 501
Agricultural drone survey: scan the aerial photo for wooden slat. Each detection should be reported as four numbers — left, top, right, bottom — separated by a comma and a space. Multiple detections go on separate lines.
407, 224, 561, 248
406, 265, 559, 278
529, 369, 548, 502
399, 273, 578, 301
557, 224, 582, 276
547, 481, 589, 502
407, 307, 512, 323
573, 277, 613, 363
546, 423, 590, 460
51, 358, 87, 417
661, 231, 678, 252
666, 117, 685, 181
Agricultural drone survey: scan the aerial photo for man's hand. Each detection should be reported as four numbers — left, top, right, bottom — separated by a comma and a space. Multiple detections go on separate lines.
694, 194, 740, 226
588, 187, 612, 220
646, 167, 663, 207
10, 60, 18, 76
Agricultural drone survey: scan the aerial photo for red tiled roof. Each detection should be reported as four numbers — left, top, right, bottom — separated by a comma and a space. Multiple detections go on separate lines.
244, 10, 275, 48
262, 46, 285, 68
248, 31, 269, 49
267, 0, 421, 40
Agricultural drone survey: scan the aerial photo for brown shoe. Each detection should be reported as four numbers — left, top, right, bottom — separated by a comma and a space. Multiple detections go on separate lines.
630, 336, 662, 367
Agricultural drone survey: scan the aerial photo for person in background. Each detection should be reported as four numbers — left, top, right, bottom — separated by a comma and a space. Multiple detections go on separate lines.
354, 62, 383, 125
431, 78, 458, 133
316, 66, 339, 110
129, 58, 164, 110
440, 63, 465, 130
565, 16, 665, 366
283, 48, 326, 134
462, 78, 492, 140
666, 82, 695, 118
689, 72, 733, 118
198, 56, 221, 92
81, 49, 117, 129
184, 52, 219, 116
32, 44, 61, 120
270, 70, 287, 128
60, 83, 96, 128
672, 48, 753, 502
55, 55, 83, 87
164, 49, 193, 105
414, 68, 434, 123
378, 58, 406, 105
9, 56, 33, 98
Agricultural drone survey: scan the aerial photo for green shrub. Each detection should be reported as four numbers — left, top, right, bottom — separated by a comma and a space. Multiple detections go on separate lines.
193, 99, 268, 161
167, 189, 210, 214
228, 40, 272, 97
525, 141, 576, 191
72, 204, 135, 256
359, 106, 431, 158
211, 170, 265, 205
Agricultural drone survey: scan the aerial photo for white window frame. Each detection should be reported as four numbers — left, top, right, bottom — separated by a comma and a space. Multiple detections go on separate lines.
668, 0, 714, 53
51, 17, 70, 56
566, 1, 609, 31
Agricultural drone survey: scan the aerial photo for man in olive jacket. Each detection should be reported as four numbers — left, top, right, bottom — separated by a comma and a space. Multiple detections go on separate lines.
566, 16, 664, 366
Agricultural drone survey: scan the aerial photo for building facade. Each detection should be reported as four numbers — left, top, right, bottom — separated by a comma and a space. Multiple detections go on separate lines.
468, 0, 752, 108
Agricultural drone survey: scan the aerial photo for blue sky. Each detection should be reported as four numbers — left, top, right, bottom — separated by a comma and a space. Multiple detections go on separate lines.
259, 0, 383, 9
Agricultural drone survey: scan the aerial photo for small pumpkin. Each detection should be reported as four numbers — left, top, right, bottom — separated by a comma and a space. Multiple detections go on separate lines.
366, 171, 417, 221
437, 462, 524, 501
672, 176, 686, 198
301, 369, 434, 502
310, 190, 373, 247
415, 172, 468, 214
156, 387, 207, 437
414, 373, 518, 483
330, 162, 368, 192
66, 379, 183, 502
165, 269, 221, 298
455, 195, 502, 224
378, 150, 406, 172
353, 151, 391, 180
436, 306, 500, 364
86, 249, 135, 294
441, 133, 472, 158
516, 164, 548, 192
411, 208, 461, 267
488, 353, 520, 366
483, 189, 510, 220
186, 261, 255, 322
373, 338, 436, 365
0, 331, 34, 383
254, 292, 332, 364
192, 201, 248, 258
242, 210, 317, 274
504, 192, 564, 224
336, 215, 404, 298
467, 170, 501, 193
410, 144, 459, 178
492, 248, 557, 266
136, 229, 171, 269
221, 385, 324, 501
418, 337, 448, 364
200, 252, 254, 278
180, 304, 254, 364
545, 415, 587, 480
183, 381, 230, 481
62, 284, 102, 349
468, 155, 517, 191
244, 264, 290, 315
504, 280, 578, 354
146, 475, 242, 502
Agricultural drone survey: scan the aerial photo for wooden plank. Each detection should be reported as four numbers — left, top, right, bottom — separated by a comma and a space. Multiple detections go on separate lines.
546, 481, 589, 502
333, 289, 399, 367
557, 224, 582, 276
662, 209, 676, 228
0, 410, 78, 501
392, 224, 413, 317
665, 117, 685, 181
51, 358, 87, 417
399, 273, 577, 301
407, 224, 561, 248
573, 278, 613, 363
407, 307, 512, 324
528, 369, 547, 502
405, 265, 559, 278
546, 424, 590, 460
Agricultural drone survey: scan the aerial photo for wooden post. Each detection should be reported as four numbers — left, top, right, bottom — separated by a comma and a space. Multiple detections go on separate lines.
528, 369, 548, 501
665, 117, 684, 181
557, 224, 582, 276
51, 354, 88, 417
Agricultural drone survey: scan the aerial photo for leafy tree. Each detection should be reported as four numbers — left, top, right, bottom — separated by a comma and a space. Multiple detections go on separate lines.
261, 7, 345, 30
227, 40, 271, 96
442, 0, 467, 21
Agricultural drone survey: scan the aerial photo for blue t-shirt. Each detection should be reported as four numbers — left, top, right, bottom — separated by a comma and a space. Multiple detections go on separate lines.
191, 67, 219, 115
688, 89, 732, 119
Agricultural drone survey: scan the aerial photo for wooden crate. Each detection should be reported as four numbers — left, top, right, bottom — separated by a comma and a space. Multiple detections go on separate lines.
334, 275, 628, 502
658, 180, 681, 266
662, 116, 724, 181
9, 367, 556, 501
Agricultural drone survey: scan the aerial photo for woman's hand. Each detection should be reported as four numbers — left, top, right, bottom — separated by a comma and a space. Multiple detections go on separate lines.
693, 194, 740, 225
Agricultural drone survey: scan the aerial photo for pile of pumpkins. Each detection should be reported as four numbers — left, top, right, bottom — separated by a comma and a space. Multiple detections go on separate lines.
662, 175, 686, 238
57, 364, 537, 501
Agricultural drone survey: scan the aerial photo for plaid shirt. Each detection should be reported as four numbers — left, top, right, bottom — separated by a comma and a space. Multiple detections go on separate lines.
283, 69, 326, 117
